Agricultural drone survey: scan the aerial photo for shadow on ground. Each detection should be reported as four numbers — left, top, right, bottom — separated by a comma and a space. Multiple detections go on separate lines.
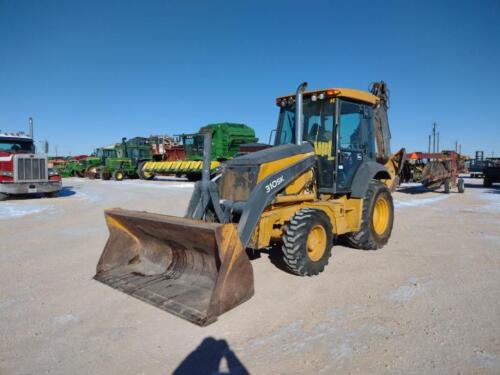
6, 186, 76, 200
172, 337, 249, 375
397, 185, 450, 195
464, 183, 500, 194
59, 186, 76, 197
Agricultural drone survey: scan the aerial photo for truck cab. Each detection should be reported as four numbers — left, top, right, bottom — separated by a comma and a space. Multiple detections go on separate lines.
0, 130, 61, 200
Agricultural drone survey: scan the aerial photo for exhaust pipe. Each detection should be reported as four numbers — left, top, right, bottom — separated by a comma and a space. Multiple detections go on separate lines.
201, 131, 211, 183
295, 82, 308, 145
28, 117, 33, 139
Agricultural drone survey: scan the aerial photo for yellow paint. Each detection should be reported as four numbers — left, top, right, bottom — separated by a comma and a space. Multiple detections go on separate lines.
276, 87, 378, 106
284, 170, 314, 195
257, 152, 314, 183
312, 141, 333, 158
306, 224, 327, 262
372, 195, 390, 235
143, 160, 220, 173
248, 196, 364, 249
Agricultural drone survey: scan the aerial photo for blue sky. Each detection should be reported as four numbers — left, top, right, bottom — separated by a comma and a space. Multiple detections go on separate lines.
1, 0, 499, 157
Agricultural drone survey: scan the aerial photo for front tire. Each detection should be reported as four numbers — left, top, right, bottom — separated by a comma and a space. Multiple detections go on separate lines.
458, 178, 465, 193
44, 191, 59, 198
138, 161, 154, 180
112, 170, 125, 181
344, 180, 394, 250
281, 208, 333, 276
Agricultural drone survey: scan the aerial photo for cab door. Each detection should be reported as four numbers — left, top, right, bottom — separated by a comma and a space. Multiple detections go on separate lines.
336, 100, 374, 192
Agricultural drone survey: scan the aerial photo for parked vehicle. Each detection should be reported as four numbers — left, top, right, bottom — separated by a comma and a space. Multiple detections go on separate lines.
139, 123, 258, 180
0, 118, 61, 200
96, 138, 152, 181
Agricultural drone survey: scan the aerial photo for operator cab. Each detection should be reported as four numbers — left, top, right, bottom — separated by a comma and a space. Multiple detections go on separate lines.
275, 88, 378, 194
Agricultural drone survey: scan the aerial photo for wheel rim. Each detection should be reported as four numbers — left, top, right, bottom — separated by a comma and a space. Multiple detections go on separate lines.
117, 172, 123, 180
372, 196, 390, 235
306, 224, 327, 262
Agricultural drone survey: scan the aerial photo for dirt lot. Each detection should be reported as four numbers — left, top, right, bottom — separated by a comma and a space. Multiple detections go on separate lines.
1, 177, 499, 374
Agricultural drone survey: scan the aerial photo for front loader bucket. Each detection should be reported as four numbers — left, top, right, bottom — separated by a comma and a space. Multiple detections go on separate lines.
94, 208, 254, 326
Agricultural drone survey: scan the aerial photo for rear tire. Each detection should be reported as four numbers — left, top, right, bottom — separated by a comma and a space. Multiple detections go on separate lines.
85, 165, 98, 179
0, 192, 8, 201
112, 170, 125, 181
281, 208, 333, 276
99, 169, 111, 180
444, 179, 451, 194
484, 176, 492, 187
458, 178, 465, 193
186, 173, 201, 181
344, 180, 394, 250
44, 191, 59, 198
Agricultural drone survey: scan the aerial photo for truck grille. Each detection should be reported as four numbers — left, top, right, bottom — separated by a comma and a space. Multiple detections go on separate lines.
16, 156, 47, 181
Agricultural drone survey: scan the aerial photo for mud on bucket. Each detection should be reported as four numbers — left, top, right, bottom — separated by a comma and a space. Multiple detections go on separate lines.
94, 208, 254, 326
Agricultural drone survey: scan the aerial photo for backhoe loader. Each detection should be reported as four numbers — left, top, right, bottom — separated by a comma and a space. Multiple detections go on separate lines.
94, 81, 404, 326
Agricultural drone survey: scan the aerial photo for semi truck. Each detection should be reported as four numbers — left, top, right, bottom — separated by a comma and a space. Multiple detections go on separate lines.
0, 118, 61, 200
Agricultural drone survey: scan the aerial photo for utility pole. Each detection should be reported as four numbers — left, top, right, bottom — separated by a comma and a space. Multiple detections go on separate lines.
455, 141, 458, 153
55, 145, 58, 157
432, 122, 436, 154
428, 135, 431, 154
437, 132, 440, 153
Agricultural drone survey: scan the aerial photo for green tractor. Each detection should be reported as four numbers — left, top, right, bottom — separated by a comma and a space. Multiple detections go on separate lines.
84, 146, 118, 178
140, 123, 258, 180
96, 138, 152, 181
57, 156, 102, 178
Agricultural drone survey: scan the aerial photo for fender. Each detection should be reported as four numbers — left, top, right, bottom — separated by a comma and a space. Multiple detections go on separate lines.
350, 161, 391, 198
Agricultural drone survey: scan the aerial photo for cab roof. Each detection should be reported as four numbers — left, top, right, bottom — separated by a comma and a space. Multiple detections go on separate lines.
276, 88, 378, 105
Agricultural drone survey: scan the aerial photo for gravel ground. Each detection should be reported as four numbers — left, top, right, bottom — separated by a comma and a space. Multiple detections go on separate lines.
1, 177, 499, 374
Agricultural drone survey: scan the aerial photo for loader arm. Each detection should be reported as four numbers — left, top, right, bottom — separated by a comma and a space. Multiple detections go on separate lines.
236, 155, 316, 247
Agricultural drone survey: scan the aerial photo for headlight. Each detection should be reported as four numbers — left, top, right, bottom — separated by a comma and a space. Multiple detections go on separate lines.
0, 171, 13, 177
48, 169, 59, 176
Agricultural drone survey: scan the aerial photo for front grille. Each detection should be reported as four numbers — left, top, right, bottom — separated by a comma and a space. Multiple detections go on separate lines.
16, 156, 47, 181
219, 165, 258, 201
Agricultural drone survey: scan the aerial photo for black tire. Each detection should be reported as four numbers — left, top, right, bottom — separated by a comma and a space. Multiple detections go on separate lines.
112, 170, 125, 181
484, 177, 492, 187
99, 169, 111, 180
344, 180, 394, 250
457, 178, 465, 193
85, 165, 99, 179
0, 192, 8, 201
444, 179, 451, 194
44, 191, 59, 198
281, 208, 333, 276
138, 161, 154, 180
186, 173, 201, 181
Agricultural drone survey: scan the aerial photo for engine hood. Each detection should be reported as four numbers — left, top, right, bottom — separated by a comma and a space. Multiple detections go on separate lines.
226, 142, 314, 167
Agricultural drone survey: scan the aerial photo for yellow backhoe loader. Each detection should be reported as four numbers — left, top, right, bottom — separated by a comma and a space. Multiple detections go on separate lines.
94, 81, 405, 326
